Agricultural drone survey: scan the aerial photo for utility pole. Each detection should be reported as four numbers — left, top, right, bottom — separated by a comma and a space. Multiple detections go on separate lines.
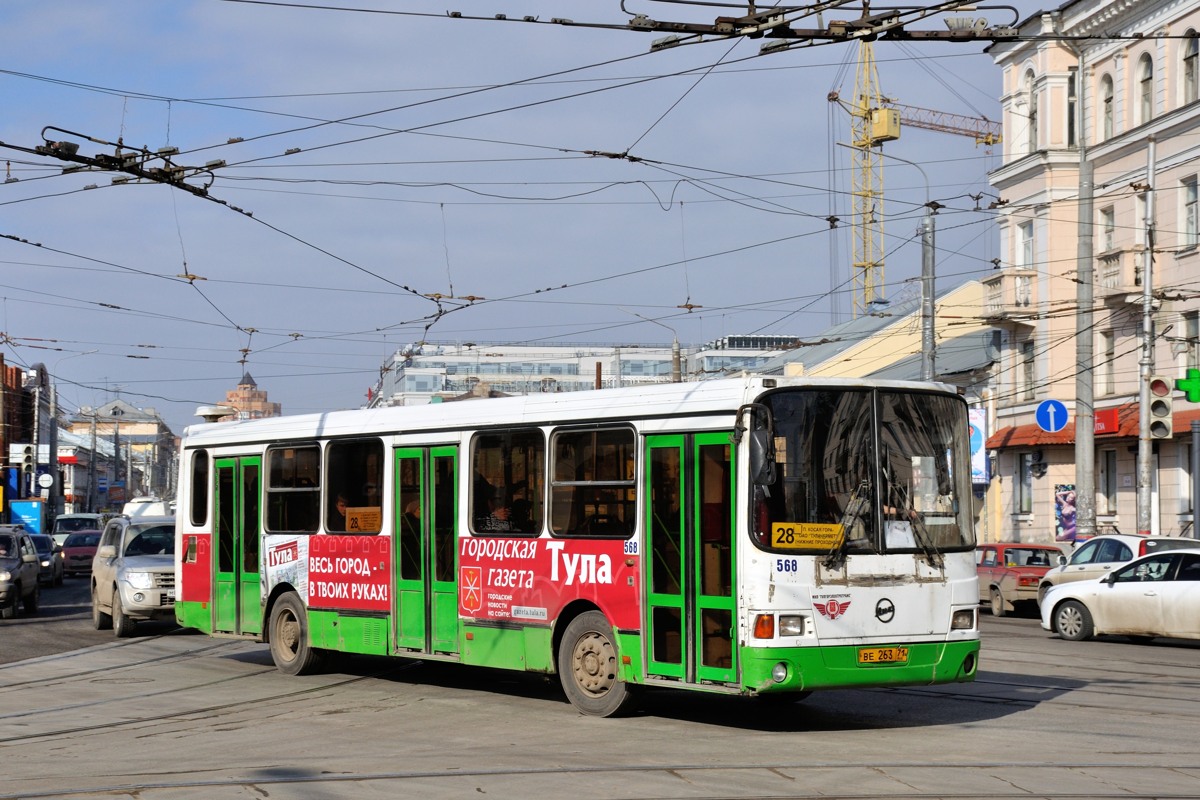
1065, 34, 1096, 542
1136, 137, 1158, 535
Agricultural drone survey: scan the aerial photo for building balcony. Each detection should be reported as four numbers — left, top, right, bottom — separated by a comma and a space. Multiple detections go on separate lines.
1096, 248, 1143, 302
983, 269, 1038, 323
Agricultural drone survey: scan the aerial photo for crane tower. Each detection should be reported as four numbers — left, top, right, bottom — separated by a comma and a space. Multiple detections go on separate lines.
833, 41, 1002, 318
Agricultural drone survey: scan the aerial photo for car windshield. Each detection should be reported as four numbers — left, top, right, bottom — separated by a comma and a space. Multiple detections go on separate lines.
64, 532, 101, 548
55, 517, 98, 533
122, 525, 175, 557
1004, 548, 1055, 566
0, 534, 14, 556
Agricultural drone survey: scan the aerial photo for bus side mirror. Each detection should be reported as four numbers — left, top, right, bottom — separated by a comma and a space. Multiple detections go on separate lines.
749, 429, 776, 486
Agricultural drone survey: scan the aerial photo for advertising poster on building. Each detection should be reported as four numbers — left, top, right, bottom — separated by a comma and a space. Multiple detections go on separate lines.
1054, 483, 1078, 542
968, 408, 988, 484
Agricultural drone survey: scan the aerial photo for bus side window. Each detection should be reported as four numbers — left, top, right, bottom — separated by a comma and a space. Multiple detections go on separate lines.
550, 428, 635, 537
325, 438, 384, 534
265, 445, 321, 533
471, 429, 544, 535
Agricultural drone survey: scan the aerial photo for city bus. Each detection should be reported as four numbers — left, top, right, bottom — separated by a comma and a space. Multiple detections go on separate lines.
175, 375, 979, 716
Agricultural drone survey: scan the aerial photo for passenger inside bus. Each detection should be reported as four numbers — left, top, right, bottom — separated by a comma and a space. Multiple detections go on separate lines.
328, 494, 348, 532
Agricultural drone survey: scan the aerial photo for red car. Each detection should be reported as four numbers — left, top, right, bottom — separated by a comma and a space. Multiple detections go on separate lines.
61, 530, 101, 578
977, 543, 1065, 617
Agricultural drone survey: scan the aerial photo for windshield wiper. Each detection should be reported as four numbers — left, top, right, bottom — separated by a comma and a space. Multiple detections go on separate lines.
824, 479, 869, 570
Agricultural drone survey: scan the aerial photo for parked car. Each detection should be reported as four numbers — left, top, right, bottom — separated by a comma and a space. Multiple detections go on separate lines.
91, 516, 176, 637
1037, 534, 1198, 607
51, 513, 105, 547
29, 534, 64, 587
61, 531, 102, 577
0, 528, 41, 619
977, 542, 1065, 617
1041, 548, 1200, 642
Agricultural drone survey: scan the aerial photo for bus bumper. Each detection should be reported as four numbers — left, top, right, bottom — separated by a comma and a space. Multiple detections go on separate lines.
741, 639, 980, 694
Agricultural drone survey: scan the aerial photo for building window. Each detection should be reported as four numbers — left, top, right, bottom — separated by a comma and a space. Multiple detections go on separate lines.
1100, 205, 1115, 252
1183, 443, 1194, 515
1067, 67, 1077, 146
1017, 220, 1034, 267
1016, 453, 1034, 514
1025, 71, 1038, 152
1187, 310, 1200, 371
1020, 340, 1035, 401
1099, 330, 1116, 396
1185, 33, 1198, 104
1100, 74, 1114, 139
1138, 53, 1154, 125
1184, 176, 1199, 248
1135, 191, 1147, 243
1099, 449, 1118, 515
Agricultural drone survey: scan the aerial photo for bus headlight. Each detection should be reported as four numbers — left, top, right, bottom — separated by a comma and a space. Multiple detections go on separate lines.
771, 662, 788, 683
778, 615, 806, 637
951, 608, 976, 630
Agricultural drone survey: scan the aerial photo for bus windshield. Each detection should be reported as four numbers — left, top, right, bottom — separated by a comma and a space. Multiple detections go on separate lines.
752, 388, 975, 556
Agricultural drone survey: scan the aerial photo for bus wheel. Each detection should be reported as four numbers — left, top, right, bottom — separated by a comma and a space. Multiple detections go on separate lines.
557, 611, 636, 717
270, 592, 321, 675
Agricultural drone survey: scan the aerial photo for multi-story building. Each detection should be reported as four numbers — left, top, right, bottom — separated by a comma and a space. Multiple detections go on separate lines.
219, 372, 282, 421
368, 338, 796, 408
66, 399, 175, 506
986, 0, 1200, 541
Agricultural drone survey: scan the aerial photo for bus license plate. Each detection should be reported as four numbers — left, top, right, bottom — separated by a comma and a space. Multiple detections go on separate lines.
857, 646, 908, 665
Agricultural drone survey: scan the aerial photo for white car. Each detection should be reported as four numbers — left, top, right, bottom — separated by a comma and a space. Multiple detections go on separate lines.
1037, 534, 1197, 606
1041, 548, 1200, 642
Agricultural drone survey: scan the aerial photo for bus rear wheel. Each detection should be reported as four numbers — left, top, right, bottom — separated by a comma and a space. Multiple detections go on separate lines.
558, 611, 636, 717
269, 592, 321, 675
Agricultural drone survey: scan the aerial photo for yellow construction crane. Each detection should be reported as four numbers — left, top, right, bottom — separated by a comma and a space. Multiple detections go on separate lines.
829, 40, 1002, 318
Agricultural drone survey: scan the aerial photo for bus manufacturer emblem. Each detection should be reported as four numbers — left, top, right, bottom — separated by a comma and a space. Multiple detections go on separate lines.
814, 599, 850, 620
875, 598, 895, 623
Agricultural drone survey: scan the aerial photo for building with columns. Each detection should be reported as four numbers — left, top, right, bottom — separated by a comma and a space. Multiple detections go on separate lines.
985, 0, 1200, 542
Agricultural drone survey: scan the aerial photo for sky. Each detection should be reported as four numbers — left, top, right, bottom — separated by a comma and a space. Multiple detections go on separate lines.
1, 0, 1046, 436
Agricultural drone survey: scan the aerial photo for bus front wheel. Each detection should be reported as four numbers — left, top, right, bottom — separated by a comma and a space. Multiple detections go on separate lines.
557, 611, 636, 717
269, 592, 321, 675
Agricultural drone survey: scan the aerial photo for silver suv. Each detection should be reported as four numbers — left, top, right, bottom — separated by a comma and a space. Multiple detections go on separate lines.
91, 516, 176, 637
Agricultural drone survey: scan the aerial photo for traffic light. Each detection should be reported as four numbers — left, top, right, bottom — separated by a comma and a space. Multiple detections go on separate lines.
1148, 375, 1174, 439
8, 443, 34, 475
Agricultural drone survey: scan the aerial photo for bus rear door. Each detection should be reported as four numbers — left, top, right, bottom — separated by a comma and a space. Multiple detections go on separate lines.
644, 433, 736, 685
394, 447, 459, 655
213, 456, 262, 635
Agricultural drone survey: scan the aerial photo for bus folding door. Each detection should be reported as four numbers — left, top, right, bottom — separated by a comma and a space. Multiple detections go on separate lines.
644, 433, 736, 685
394, 446, 459, 655
213, 456, 263, 635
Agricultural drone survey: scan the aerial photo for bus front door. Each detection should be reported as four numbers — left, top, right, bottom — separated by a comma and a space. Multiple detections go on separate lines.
213, 456, 262, 636
394, 447, 459, 655
644, 433, 736, 685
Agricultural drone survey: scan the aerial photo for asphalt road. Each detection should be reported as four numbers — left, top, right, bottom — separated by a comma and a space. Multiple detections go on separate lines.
2, 586, 1198, 800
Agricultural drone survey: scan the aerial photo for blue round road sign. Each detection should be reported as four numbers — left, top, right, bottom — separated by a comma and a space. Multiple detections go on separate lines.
1035, 399, 1068, 433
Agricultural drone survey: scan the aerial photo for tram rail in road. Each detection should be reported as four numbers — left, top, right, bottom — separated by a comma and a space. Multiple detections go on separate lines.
1, 612, 1197, 800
